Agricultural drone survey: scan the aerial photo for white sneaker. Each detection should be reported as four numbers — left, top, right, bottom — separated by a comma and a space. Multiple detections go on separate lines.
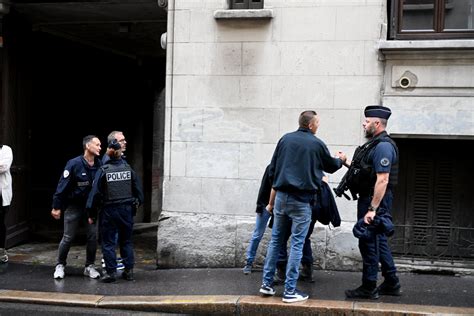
84, 264, 101, 279
54, 264, 65, 279
0, 248, 8, 263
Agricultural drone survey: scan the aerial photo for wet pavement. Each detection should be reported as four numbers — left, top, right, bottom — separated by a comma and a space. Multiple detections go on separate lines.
1, 238, 474, 314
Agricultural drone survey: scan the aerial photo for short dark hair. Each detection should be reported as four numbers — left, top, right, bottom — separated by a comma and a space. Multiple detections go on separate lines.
299, 110, 317, 128
83, 135, 97, 150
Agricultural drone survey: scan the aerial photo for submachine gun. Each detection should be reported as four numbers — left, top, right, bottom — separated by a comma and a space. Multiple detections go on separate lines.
333, 137, 383, 200
333, 165, 359, 200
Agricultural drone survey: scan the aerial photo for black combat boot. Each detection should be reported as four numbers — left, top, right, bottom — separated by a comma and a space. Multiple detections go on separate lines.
299, 263, 314, 283
345, 280, 379, 299
273, 261, 286, 285
122, 268, 134, 281
378, 277, 401, 296
101, 272, 116, 283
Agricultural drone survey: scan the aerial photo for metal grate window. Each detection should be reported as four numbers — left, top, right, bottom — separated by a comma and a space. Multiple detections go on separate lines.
230, 0, 264, 10
390, 138, 474, 263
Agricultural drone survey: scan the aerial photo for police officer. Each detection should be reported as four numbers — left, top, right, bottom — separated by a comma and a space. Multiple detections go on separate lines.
51, 135, 102, 279
86, 139, 143, 283
345, 105, 401, 299
102, 131, 126, 164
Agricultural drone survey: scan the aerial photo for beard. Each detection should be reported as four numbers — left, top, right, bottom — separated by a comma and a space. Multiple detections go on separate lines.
364, 125, 376, 139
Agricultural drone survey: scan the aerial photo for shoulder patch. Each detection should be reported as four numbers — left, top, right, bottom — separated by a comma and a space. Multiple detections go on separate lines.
63, 170, 70, 178
380, 158, 390, 167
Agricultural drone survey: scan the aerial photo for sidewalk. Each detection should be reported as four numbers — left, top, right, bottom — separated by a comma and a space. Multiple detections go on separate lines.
1, 241, 474, 315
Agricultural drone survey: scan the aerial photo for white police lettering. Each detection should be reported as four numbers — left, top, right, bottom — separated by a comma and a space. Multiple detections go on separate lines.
106, 171, 131, 182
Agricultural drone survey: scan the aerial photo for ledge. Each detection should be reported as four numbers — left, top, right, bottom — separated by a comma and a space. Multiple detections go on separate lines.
378, 39, 474, 51
214, 9, 273, 20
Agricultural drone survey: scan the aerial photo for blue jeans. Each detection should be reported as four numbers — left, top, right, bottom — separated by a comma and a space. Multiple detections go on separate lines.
277, 217, 316, 265
57, 205, 97, 266
262, 191, 312, 293
246, 209, 272, 264
357, 191, 398, 283
101, 204, 134, 274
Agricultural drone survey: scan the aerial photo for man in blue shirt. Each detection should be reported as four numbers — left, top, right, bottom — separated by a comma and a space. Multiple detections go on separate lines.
344, 105, 401, 299
259, 110, 346, 303
51, 135, 102, 279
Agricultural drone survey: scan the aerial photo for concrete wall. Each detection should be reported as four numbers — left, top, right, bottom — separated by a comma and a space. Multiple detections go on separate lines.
158, 0, 388, 269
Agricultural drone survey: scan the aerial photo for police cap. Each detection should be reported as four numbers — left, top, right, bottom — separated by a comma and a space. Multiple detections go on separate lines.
364, 105, 391, 120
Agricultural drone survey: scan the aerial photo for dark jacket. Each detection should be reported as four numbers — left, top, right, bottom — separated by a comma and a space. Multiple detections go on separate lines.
269, 128, 342, 194
255, 165, 273, 213
52, 155, 102, 209
313, 181, 341, 227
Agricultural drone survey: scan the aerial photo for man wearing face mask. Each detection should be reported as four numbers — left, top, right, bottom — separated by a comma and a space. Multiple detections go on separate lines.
344, 105, 401, 299
51, 135, 102, 280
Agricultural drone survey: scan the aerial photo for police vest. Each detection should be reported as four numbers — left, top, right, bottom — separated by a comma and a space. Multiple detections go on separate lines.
102, 163, 133, 205
348, 131, 399, 197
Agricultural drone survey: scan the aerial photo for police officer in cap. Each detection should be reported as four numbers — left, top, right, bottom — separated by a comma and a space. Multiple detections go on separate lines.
345, 105, 401, 299
86, 139, 144, 283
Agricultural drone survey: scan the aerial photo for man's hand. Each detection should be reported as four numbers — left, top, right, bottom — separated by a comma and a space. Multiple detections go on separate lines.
88, 218, 94, 225
335, 151, 349, 166
364, 210, 376, 225
265, 204, 274, 214
51, 209, 61, 220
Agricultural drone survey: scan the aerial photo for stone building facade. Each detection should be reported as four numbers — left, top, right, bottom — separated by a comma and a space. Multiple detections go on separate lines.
158, 0, 474, 272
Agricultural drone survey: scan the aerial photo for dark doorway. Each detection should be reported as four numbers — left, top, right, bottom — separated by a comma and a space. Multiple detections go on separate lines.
391, 138, 474, 263
2, 1, 167, 245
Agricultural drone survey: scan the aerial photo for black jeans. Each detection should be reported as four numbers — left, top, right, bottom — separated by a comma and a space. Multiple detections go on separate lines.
0, 204, 8, 249
57, 205, 97, 266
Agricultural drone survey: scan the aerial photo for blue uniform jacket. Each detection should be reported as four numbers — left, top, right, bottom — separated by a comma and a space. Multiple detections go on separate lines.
52, 155, 102, 210
86, 158, 144, 220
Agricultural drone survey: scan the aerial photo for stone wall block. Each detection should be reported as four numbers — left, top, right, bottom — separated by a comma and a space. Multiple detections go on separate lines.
173, 9, 191, 43
239, 143, 276, 180
201, 178, 259, 215
216, 20, 273, 42
325, 222, 362, 271
334, 76, 382, 110
162, 177, 202, 212
187, 76, 241, 108
168, 141, 187, 177
209, 43, 242, 75
335, 6, 382, 41
186, 142, 240, 178
240, 76, 273, 108
157, 212, 237, 268
271, 76, 335, 109
171, 108, 203, 141
280, 7, 336, 41
243, 42, 281, 75
173, 43, 207, 75
190, 9, 217, 42
202, 108, 279, 143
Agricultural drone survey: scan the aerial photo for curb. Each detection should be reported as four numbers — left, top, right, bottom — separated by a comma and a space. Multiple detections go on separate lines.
1, 290, 474, 315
